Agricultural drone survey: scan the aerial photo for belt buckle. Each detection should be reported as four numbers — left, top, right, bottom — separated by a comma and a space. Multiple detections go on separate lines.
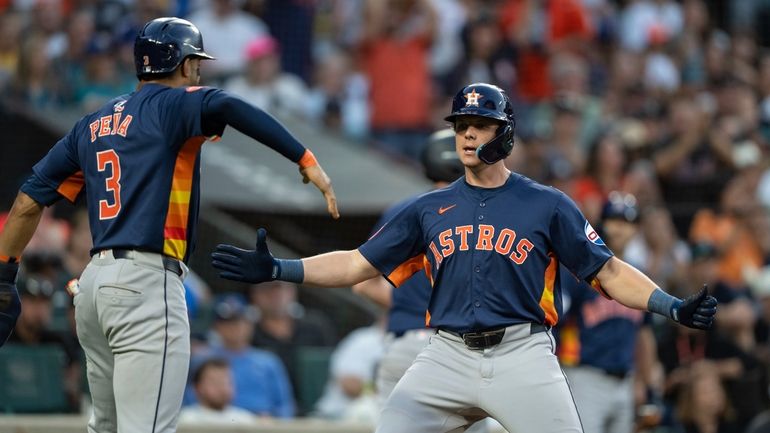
98, 250, 108, 258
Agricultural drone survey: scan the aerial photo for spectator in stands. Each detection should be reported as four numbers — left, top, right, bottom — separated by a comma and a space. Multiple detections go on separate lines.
572, 131, 628, 224
361, 0, 436, 162
624, 205, 691, 294
224, 35, 307, 118
62, 207, 91, 280
49, 8, 94, 105
314, 319, 385, 422
188, 0, 268, 83
305, 49, 370, 139
259, 0, 317, 83
674, 360, 741, 433
179, 358, 257, 426
499, 0, 593, 103
0, 11, 23, 91
7, 262, 82, 411
249, 280, 336, 412
75, 33, 135, 112
8, 34, 59, 109
189, 293, 295, 418
443, 10, 512, 98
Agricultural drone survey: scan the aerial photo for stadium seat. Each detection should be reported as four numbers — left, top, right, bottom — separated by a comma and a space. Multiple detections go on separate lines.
0, 344, 68, 413
293, 346, 334, 415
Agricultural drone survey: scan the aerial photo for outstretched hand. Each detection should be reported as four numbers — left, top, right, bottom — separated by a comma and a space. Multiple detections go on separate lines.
300, 164, 339, 219
211, 228, 277, 284
673, 285, 718, 330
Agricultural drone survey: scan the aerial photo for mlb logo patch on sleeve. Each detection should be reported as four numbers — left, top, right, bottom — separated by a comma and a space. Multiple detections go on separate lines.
584, 221, 604, 246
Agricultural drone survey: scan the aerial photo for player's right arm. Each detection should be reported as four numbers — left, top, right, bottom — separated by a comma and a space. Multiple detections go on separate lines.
210, 228, 379, 287
0, 119, 84, 347
200, 90, 339, 219
212, 201, 424, 288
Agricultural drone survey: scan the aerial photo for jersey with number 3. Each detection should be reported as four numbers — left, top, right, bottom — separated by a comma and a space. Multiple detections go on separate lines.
358, 174, 614, 333
21, 83, 224, 262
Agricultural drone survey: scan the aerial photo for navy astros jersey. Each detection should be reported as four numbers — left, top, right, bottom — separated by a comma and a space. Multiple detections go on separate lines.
21, 84, 225, 262
371, 196, 432, 336
358, 173, 614, 333
558, 266, 648, 374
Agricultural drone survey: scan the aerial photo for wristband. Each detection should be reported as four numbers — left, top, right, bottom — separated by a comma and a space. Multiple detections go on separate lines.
0, 255, 19, 264
647, 288, 682, 321
274, 259, 304, 283
298, 149, 318, 169
0, 260, 19, 283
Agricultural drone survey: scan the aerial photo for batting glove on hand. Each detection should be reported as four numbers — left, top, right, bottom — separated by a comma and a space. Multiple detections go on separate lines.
0, 261, 21, 347
211, 228, 278, 284
673, 285, 717, 330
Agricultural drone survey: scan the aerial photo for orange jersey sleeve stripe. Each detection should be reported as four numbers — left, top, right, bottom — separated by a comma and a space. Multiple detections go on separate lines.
163, 137, 204, 259
164, 227, 187, 240
56, 171, 85, 202
163, 238, 187, 260
386, 254, 426, 287
298, 149, 318, 169
539, 253, 559, 326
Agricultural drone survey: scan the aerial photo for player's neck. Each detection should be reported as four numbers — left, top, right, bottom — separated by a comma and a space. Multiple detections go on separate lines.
464, 163, 510, 188
136, 76, 189, 90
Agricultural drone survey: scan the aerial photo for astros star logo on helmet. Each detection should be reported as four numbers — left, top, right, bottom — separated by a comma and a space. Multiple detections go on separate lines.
464, 89, 483, 107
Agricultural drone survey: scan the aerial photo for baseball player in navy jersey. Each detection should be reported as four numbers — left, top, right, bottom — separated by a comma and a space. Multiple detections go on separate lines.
211, 82, 717, 433
557, 192, 663, 433
0, 17, 338, 433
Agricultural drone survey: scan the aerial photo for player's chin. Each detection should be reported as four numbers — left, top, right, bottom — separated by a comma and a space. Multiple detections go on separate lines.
459, 152, 482, 167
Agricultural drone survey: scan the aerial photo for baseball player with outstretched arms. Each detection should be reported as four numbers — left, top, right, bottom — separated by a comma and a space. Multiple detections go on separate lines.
0, 17, 337, 433
211, 82, 717, 433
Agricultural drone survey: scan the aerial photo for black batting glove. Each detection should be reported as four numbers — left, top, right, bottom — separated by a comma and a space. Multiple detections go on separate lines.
673, 285, 717, 330
0, 260, 21, 347
211, 228, 278, 284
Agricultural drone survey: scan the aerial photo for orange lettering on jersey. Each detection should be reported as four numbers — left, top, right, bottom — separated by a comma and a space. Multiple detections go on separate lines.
438, 229, 455, 258
428, 241, 443, 267
510, 238, 534, 264
475, 224, 494, 250
116, 115, 133, 137
494, 228, 516, 255
89, 120, 99, 142
455, 225, 473, 251
98, 115, 112, 137
112, 113, 122, 134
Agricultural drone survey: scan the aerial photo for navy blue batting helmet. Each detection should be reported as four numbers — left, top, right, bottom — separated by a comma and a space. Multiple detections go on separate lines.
601, 191, 639, 223
445, 83, 515, 164
134, 17, 215, 79
421, 128, 464, 183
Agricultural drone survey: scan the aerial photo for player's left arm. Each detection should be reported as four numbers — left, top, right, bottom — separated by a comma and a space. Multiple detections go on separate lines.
201, 90, 338, 219
596, 256, 717, 329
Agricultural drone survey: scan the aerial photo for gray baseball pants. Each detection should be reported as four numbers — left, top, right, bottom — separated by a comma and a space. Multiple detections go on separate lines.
376, 323, 583, 433
563, 366, 634, 433
74, 250, 190, 433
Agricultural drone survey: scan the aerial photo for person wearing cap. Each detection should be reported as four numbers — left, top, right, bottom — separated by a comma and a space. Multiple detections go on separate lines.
178, 357, 257, 425
7, 265, 83, 411
185, 293, 295, 418
224, 34, 307, 118
557, 192, 665, 433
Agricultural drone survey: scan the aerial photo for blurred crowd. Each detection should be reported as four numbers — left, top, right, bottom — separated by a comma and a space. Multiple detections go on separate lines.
6, 0, 770, 432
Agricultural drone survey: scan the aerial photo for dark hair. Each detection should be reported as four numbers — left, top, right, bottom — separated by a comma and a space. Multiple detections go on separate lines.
192, 358, 229, 385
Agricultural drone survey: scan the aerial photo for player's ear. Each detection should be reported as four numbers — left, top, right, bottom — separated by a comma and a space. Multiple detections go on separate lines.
180, 58, 192, 78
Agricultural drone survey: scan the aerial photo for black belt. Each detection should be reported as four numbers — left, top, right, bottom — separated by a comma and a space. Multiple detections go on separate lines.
603, 369, 630, 380
110, 249, 183, 277
441, 323, 547, 349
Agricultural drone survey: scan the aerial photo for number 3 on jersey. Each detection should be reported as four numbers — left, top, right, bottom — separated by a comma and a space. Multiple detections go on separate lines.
96, 150, 122, 220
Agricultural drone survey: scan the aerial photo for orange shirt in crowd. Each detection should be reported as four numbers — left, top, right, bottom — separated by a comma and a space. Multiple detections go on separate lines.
499, 0, 592, 102
689, 209, 763, 287
361, 35, 432, 130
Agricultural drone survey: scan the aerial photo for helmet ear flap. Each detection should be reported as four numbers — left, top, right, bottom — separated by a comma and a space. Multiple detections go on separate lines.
476, 122, 514, 164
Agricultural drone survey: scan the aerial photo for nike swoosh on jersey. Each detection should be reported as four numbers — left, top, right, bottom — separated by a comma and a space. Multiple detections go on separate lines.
438, 204, 457, 215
